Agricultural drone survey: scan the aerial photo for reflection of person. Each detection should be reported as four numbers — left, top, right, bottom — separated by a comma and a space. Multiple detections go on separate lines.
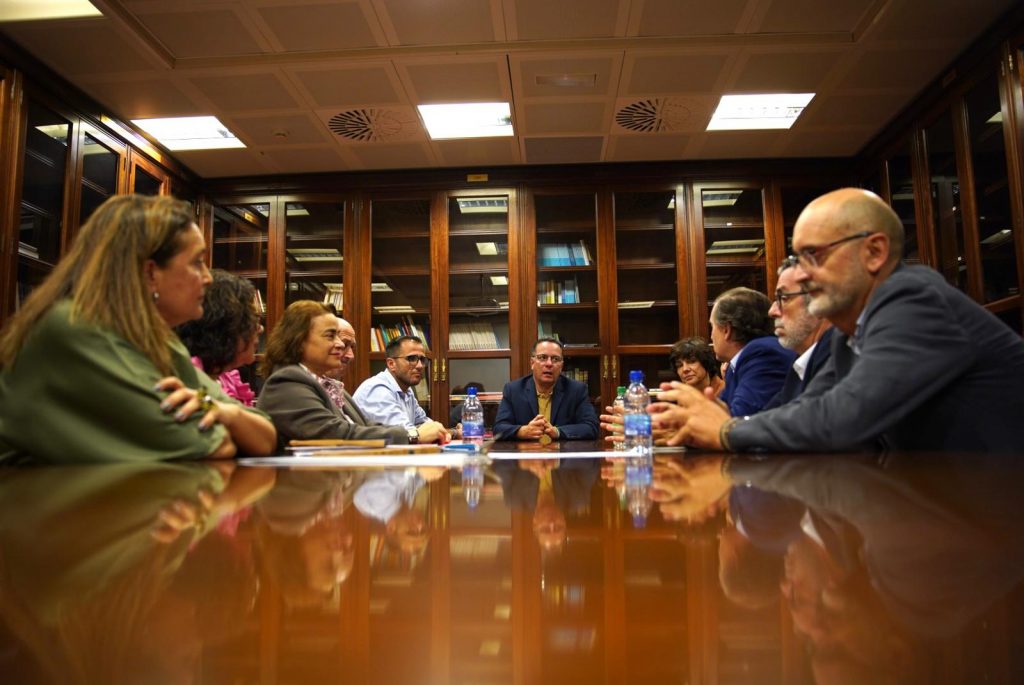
0, 462, 258, 682
492, 458, 599, 552
711, 287, 796, 417
257, 302, 410, 448
0, 195, 276, 463
654, 189, 1024, 453
354, 469, 441, 555
352, 335, 451, 443
255, 470, 361, 603
176, 269, 264, 406
493, 338, 599, 441
669, 337, 724, 396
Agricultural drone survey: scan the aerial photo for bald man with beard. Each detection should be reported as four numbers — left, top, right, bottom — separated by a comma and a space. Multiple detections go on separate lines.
652, 188, 1024, 454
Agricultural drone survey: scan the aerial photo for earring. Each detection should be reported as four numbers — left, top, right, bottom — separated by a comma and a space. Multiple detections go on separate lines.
152, 291, 160, 303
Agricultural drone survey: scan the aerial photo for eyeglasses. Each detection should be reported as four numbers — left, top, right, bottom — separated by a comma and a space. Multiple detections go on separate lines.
775, 289, 806, 310
790, 231, 872, 269
532, 354, 564, 364
390, 354, 429, 365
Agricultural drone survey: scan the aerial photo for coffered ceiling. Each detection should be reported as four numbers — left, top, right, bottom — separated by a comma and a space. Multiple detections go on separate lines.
1, 0, 1016, 177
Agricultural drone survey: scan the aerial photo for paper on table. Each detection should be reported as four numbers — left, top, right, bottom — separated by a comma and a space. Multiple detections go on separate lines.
240, 453, 471, 468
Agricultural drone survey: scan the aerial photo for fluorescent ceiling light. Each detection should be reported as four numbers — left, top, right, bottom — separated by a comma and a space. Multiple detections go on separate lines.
707, 93, 815, 131
131, 116, 245, 150
418, 103, 513, 140
286, 204, 309, 217
702, 190, 742, 207
0, 0, 100, 21
371, 282, 393, 292
986, 112, 1003, 124
459, 197, 507, 214
375, 305, 415, 313
490, 275, 509, 286
476, 242, 498, 255
35, 124, 70, 143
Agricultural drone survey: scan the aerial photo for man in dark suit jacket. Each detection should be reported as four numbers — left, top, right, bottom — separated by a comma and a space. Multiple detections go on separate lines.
762, 258, 834, 411
493, 338, 599, 441
654, 188, 1024, 453
712, 287, 796, 416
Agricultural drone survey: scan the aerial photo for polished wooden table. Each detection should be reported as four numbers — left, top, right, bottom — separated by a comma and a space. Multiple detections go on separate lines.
2, 444, 1022, 684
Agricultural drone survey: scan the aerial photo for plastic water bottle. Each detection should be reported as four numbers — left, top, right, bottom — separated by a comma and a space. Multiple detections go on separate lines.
461, 386, 484, 446
612, 385, 627, 451
623, 370, 652, 459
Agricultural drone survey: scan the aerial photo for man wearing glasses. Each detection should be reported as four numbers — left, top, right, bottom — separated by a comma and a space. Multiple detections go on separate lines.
353, 335, 451, 444
653, 187, 1024, 453
761, 258, 834, 410
493, 338, 599, 442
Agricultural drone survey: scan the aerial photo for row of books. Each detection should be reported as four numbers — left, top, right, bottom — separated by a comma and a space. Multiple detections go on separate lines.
538, 240, 593, 267
369, 316, 431, 352
563, 367, 590, 384
321, 283, 343, 311
449, 322, 500, 350
538, 277, 581, 304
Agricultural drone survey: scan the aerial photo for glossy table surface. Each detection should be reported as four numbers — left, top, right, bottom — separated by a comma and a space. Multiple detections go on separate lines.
2, 443, 1023, 684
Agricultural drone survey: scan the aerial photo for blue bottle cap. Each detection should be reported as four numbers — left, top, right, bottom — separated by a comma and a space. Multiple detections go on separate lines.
632, 514, 647, 528
467, 387, 477, 396
629, 370, 643, 383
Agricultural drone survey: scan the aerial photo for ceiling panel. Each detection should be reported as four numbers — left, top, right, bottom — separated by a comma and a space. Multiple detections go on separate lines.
377, 0, 499, 45
0, 0, 1016, 177
255, 3, 378, 52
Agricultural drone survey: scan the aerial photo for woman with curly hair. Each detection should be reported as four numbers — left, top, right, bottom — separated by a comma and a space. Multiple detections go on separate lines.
176, 270, 263, 406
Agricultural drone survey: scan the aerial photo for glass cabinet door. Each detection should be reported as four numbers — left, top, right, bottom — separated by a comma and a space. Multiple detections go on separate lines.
78, 125, 124, 226
370, 197, 433, 415
446, 194, 512, 433
283, 200, 345, 309
965, 76, 1019, 305
887, 139, 920, 261
697, 185, 767, 321
613, 190, 680, 345
535, 192, 601, 407
780, 185, 831, 254
210, 202, 270, 348
925, 111, 966, 291
129, 153, 167, 196
16, 101, 70, 308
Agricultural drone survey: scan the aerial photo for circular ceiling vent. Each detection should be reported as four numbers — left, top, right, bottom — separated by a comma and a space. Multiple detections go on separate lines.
614, 98, 700, 133
327, 108, 407, 142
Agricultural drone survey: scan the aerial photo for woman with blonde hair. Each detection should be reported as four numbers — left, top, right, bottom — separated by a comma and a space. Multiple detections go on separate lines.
0, 194, 276, 462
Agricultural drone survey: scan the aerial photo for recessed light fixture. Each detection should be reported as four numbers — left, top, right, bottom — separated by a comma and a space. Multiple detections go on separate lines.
0, 0, 100, 21
986, 112, 1003, 124
702, 191, 743, 207
130, 116, 245, 150
490, 275, 509, 286
459, 197, 508, 214
417, 103, 513, 140
707, 93, 815, 131
476, 242, 498, 255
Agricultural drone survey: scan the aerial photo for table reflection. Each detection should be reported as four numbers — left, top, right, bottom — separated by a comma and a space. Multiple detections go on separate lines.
2, 446, 1023, 684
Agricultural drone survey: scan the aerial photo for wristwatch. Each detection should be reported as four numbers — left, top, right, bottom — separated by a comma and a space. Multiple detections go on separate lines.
407, 427, 419, 444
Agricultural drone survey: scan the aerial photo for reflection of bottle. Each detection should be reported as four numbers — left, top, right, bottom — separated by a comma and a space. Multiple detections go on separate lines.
462, 387, 484, 446
462, 457, 484, 509
623, 370, 652, 458
625, 457, 653, 528
612, 385, 627, 451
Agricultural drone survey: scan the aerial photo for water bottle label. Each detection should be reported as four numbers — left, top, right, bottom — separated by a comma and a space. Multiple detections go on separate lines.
623, 413, 651, 437
463, 422, 484, 439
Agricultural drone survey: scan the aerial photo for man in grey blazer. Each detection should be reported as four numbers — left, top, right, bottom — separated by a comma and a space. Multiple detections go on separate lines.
652, 188, 1024, 453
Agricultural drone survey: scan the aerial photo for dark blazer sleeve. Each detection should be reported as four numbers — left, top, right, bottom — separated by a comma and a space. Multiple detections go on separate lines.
730, 271, 978, 452
257, 366, 408, 449
493, 380, 526, 441
553, 377, 599, 440
727, 337, 796, 417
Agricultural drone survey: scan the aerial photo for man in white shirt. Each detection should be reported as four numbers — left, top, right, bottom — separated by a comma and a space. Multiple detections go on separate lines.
352, 335, 450, 444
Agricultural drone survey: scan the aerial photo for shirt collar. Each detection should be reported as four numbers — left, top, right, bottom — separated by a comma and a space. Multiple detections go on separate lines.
792, 342, 817, 381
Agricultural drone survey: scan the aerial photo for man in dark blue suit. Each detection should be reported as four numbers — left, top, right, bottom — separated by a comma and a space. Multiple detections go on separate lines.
493, 338, 599, 441
762, 258, 834, 411
712, 287, 796, 416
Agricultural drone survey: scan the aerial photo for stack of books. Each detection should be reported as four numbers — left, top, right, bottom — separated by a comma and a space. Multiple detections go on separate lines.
538, 240, 593, 266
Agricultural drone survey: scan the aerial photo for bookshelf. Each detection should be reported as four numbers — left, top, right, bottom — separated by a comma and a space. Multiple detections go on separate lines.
284, 200, 345, 308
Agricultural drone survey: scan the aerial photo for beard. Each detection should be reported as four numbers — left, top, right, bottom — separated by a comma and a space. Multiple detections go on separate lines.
776, 312, 820, 351
806, 262, 871, 320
